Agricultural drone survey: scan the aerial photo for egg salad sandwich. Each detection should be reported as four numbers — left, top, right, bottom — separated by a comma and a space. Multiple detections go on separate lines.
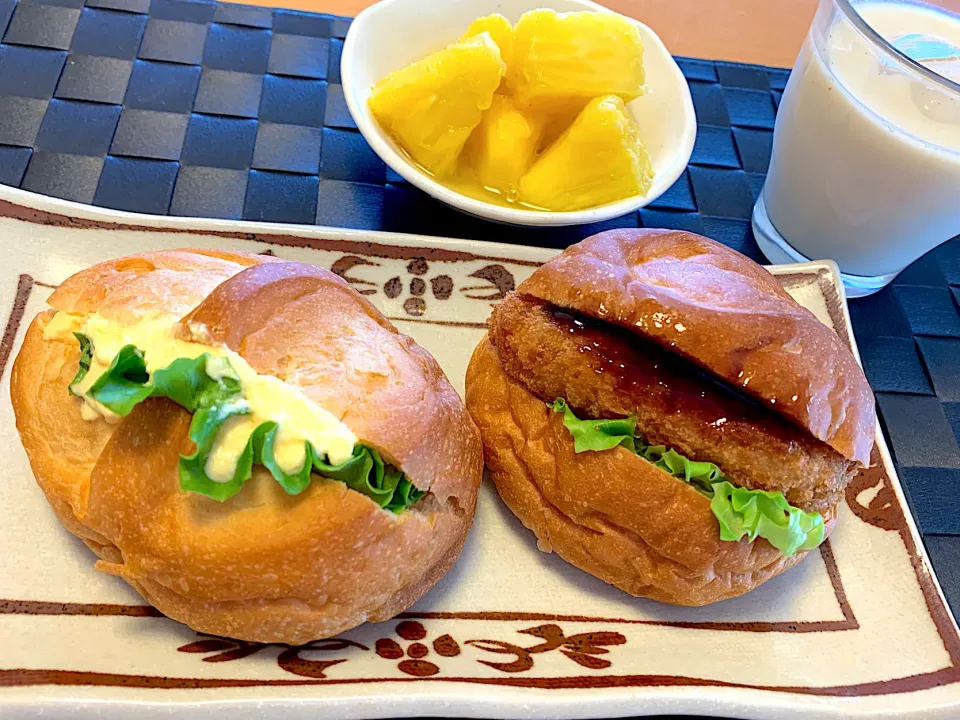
12, 249, 482, 643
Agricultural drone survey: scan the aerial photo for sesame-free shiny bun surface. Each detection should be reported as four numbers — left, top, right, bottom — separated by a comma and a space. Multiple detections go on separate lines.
518, 229, 875, 465
464, 229, 866, 605
182, 261, 479, 505
11, 250, 482, 643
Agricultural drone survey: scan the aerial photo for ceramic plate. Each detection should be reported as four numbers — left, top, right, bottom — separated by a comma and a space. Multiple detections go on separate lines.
1, 186, 958, 720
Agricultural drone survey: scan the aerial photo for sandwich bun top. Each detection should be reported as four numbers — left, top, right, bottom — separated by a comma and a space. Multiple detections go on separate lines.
48, 248, 271, 319
518, 229, 875, 465
182, 260, 479, 501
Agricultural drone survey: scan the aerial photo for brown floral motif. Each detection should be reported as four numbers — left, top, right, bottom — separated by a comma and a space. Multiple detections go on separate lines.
177, 636, 267, 663
177, 624, 624, 678
466, 624, 626, 673
845, 451, 905, 531
177, 634, 369, 679
463, 264, 515, 301
331, 255, 379, 295
383, 259, 455, 317
374, 620, 461, 677
329, 253, 515, 317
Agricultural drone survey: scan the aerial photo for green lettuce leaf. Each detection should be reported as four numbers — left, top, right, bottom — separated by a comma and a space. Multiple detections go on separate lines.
179, 402, 256, 502
249, 425, 424, 508
151, 354, 242, 412
191, 422, 422, 509
548, 398, 637, 452
313, 444, 403, 507
252, 421, 314, 496
548, 398, 825, 557
87, 344, 152, 415
638, 445, 724, 495
386, 476, 426, 513
69, 332, 93, 391
67, 337, 423, 511
82, 348, 242, 418
710, 480, 825, 556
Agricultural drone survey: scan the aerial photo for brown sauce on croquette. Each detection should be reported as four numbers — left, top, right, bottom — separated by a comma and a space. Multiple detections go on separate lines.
548, 307, 764, 433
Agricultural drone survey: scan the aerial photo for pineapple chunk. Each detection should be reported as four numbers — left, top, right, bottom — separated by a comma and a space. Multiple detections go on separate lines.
519, 95, 653, 211
538, 108, 581, 152
464, 95, 542, 195
368, 34, 505, 178
461, 14, 514, 70
508, 9, 645, 113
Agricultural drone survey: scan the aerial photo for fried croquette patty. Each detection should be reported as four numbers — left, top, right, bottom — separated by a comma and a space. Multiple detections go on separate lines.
487, 292, 856, 515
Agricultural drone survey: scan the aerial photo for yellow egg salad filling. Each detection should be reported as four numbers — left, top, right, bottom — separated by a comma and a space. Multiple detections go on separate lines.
46, 311, 356, 481
42, 312, 423, 510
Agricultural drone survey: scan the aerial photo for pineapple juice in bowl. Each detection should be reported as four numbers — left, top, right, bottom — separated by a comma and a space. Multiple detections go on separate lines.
341, 0, 696, 226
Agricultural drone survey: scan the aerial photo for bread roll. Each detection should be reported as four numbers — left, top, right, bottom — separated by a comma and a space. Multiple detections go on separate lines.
12, 249, 483, 643
465, 229, 873, 605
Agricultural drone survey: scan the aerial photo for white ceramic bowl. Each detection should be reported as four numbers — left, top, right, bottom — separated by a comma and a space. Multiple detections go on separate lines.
342, 0, 697, 227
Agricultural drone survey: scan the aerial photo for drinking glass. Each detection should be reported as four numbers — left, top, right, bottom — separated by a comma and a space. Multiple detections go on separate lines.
752, 0, 960, 297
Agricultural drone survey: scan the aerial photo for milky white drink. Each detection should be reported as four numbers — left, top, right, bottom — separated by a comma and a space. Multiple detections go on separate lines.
758, 0, 960, 290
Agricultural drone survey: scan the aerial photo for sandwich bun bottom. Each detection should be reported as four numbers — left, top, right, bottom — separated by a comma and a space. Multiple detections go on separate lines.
11, 250, 481, 644
84, 399, 471, 643
465, 338, 837, 606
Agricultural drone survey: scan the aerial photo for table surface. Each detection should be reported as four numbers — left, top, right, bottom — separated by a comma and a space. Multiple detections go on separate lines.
227, 0, 960, 68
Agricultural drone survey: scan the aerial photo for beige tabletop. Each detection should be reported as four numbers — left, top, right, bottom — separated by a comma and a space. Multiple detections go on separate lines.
230, 0, 960, 68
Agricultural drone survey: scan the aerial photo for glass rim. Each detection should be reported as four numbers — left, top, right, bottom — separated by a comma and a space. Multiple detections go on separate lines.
834, 0, 960, 95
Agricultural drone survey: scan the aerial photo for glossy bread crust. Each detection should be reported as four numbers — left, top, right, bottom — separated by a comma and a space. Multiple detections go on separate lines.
182, 261, 478, 504
517, 229, 876, 465
11, 250, 482, 644
465, 229, 867, 605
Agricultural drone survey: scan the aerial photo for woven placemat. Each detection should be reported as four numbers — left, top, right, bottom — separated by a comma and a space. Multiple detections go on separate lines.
0, 0, 959, 617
